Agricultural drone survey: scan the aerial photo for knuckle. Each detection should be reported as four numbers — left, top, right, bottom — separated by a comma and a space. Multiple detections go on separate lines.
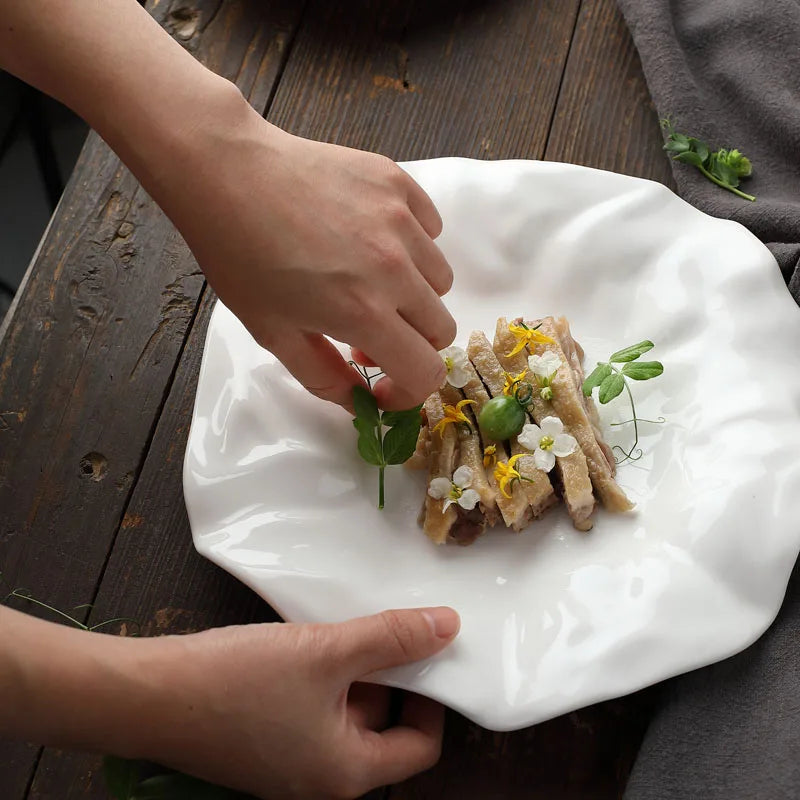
372, 239, 407, 275
383, 201, 412, 228
379, 609, 418, 661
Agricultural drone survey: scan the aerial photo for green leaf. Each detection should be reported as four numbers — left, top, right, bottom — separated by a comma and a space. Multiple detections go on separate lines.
581, 363, 612, 396
356, 430, 383, 466
608, 341, 654, 362
103, 756, 143, 800
382, 419, 422, 465
381, 406, 422, 428
688, 137, 710, 163
709, 156, 740, 187
598, 372, 625, 404
675, 150, 704, 167
663, 132, 690, 153
621, 361, 664, 380
352, 385, 379, 426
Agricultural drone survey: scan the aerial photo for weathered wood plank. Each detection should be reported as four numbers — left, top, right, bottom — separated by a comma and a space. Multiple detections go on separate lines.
391, 0, 672, 797
267, 0, 581, 160
544, 0, 675, 186
0, 0, 306, 796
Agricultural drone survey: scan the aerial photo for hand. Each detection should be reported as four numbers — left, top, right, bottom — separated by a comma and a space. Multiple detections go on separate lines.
163, 106, 456, 411
136, 607, 460, 799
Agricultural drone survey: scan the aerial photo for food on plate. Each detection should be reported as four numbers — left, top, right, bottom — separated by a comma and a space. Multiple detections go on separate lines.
411, 316, 637, 545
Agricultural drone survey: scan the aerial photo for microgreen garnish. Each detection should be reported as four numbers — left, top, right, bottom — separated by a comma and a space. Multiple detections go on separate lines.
661, 118, 755, 202
3, 587, 140, 634
350, 363, 422, 510
582, 341, 664, 464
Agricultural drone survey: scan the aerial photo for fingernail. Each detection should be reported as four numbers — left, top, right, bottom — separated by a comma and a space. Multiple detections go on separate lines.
422, 607, 460, 639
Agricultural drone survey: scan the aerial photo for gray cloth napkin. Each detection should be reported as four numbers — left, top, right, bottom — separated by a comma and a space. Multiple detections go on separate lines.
613, 1, 800, 797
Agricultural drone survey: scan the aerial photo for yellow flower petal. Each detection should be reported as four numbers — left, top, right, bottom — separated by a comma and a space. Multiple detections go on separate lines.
505, 321, 555, 357
505, 338, 528, 358
502, 369, 528, 396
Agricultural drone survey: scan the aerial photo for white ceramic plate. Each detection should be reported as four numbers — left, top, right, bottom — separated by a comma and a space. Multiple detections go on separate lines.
184, 158, 800, 731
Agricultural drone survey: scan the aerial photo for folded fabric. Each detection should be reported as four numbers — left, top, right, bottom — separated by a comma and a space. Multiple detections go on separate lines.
615, 1, 800, 798
618, 0, 800, 304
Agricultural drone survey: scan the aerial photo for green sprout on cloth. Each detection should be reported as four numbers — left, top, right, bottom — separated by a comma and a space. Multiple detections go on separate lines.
661, 119, 755, 202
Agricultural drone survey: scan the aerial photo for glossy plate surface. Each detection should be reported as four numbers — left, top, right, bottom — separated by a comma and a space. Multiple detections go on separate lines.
184, 158, 800, 731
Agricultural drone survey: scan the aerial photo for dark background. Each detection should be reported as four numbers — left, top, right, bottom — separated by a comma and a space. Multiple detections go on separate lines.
0, 71, 88, 321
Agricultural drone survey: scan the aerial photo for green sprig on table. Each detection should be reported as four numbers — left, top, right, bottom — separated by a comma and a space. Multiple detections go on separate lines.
660, 119, 755, 202
582, 340, 664, 464
104, 756, 252, 800
351, 370, 423, 510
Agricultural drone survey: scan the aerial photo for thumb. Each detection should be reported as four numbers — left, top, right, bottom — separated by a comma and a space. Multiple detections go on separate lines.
334, 607, 460, 679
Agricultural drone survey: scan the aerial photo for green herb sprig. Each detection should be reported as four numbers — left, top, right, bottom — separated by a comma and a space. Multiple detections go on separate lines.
350, 363, 423, 509
582, 341, 664, 464
104, 756, 251, 800
3, 586, 140, 634
661, 119, 755, 202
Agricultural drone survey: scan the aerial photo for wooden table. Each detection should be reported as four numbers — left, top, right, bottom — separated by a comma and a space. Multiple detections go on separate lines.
0, 0, 676, 797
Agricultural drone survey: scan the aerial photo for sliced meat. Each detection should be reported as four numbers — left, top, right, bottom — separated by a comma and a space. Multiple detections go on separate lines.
494, 317, 595, 531
449, 506, 486, 546
440, 383, 499, 528
467, 331, 557, 523
549, 316, 616, 473
529, 317, 634, 513
421, 392, 459, 544
404, 423, 430, 471
459, 356, 534, 531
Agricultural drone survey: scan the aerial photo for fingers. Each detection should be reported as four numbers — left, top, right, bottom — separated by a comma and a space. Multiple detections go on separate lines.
355, 318, 445, 410
268, 331, 365, 410
349, 347, 377, 368
401, 169, 443, 240
360, 693, 445, 787
404, 216, 453, 296
334, 607, 460, 679
397, 276, 457, 354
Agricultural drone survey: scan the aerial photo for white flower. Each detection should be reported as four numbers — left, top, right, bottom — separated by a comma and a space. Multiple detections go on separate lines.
528, 351, 561, 380
517, 416, 578, 472
428, 465, 481, 512
440, 346, 470, 389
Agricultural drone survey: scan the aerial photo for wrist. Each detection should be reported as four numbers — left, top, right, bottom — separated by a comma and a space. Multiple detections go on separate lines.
0, 607, 175, 758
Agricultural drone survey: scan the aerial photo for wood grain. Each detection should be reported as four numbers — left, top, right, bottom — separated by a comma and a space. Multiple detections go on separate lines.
0, 0, 306, 796
545, 0, 675, 186
267, 0, 581, 160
